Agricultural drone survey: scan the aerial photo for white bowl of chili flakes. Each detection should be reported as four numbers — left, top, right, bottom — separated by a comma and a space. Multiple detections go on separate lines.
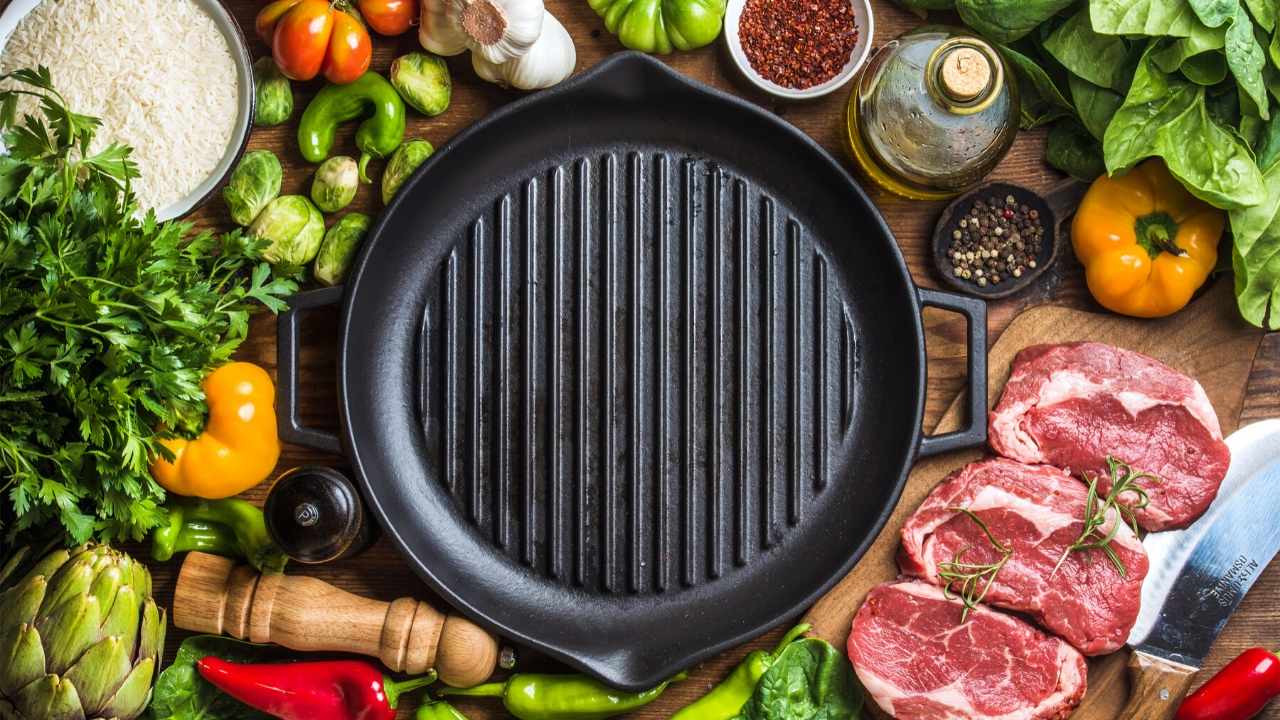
725, 0, 873, 100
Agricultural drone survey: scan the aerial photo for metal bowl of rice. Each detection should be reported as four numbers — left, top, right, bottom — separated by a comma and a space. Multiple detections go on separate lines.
0, 0, 254, 222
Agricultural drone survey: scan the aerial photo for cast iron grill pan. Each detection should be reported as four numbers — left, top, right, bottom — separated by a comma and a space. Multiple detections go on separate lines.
278, 53, 988, 691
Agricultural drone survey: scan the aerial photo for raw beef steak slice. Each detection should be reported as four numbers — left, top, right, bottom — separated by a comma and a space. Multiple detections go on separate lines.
849, 580, 1087, 720
899, 457, 1148, 655
989, 341, 1230, 531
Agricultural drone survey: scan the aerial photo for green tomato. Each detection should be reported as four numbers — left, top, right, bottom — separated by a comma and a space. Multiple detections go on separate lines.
381, 139, 434, 205
314, 212, 371, 286
311, 156, 360, 213
588, 0, 727, 54
253, 57, 293, 127
250, 195, 325, 276
222, 149, 282, 226
391, 53, 452, 117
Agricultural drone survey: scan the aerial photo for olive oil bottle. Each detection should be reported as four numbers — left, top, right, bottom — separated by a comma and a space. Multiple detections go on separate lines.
846, 28, 1020, 200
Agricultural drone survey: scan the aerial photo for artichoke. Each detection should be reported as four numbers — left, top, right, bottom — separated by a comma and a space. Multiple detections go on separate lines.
0, 545, 165, 720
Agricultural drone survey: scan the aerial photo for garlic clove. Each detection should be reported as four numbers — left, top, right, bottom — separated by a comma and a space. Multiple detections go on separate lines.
420, 0, 470, 55
472, 9, 575, 90
463, 0, 544, 65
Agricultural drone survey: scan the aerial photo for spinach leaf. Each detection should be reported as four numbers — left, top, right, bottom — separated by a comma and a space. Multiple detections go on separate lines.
1104, 43, 1266, 208
1223, 2, 1271, 117
1044, 8, 1133, 90
1245, 0, 1276, 31
1230, 160, 1280, 328
1000, 44, 1076, 128
1069, 75, 1125, 138
1048, 120, 1108, 179
1272, 24, 1280, 68
1185, 51, 1232, 83
1090, 0, 1204, 36
1254, 112, 1280, 167
1152, 20, 1227, 74
957, 0, 1077, 43
732, 638, 863, 720
1190, 0, 1239, 27
150, 636, 295, 720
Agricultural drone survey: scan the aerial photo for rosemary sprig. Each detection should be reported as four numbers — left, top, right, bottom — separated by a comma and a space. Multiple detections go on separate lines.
937, 507, 1013, 623
1054, 456, 1159, 578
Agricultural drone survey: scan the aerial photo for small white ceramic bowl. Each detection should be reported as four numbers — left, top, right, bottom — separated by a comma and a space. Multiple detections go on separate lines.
724, 0, 874, 101
0, 0, 255, 222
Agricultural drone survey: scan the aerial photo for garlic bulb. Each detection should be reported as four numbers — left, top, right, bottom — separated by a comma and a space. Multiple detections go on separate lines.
420, 0, 545, 65
471, 10, 575, 90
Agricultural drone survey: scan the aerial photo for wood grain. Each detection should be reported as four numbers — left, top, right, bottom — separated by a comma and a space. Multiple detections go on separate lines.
805, 281, 1264, 719
83, 0, 1276, 716
1117, 652, 1200, 720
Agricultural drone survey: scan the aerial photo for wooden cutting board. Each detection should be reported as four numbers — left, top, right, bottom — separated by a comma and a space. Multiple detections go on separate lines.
802, 280, 1263, 719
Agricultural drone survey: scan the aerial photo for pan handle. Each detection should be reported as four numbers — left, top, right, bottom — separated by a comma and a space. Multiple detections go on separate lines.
916, 288, 988, 458
277, 286, 344, 454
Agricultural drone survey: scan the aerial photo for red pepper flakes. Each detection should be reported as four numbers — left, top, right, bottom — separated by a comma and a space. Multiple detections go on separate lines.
739, 0, 860, 90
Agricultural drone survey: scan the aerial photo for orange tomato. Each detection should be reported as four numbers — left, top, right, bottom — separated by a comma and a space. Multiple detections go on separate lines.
255, 0, 302, 45
323, 9, 373, 83
255, 0, 372, 83
356, 0, 417, 35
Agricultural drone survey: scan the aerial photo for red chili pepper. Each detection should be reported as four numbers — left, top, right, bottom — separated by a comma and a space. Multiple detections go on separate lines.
1176, 648, 1280, 720
197, 657, 436, 720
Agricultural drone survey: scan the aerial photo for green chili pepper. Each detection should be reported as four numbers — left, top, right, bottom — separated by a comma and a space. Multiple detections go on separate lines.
415, 699, 471, 720
670, 624, 811, 720
152, 497, 289, 574
439, 672, 685, 720
298, 71, 406, 183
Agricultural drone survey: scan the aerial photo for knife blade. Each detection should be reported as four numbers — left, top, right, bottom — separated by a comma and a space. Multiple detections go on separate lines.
1120, 419, 1280, 720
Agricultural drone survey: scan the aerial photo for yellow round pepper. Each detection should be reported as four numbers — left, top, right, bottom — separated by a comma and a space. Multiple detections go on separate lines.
152, 362, 281, 498
1072, 158, 1224, 318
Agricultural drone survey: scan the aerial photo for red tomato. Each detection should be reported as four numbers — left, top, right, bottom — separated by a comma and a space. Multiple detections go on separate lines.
254, 0, 302, 46
270, 0, 335, 81
322, 10, 373, 84
356, 0, 417, 36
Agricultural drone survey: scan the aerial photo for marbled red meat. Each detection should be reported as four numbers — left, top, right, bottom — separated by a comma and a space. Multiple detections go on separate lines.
899, 457, 1147, 655
989, 342, 1230, 531
848, 580, 1087, 720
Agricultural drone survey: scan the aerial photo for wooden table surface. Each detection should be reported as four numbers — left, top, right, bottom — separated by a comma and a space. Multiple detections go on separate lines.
149, 0, 1280, 717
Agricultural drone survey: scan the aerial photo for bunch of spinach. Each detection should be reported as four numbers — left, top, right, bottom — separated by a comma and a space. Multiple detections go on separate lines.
0, 68, 295, 545
893, 0, 1280, 329
732, 637, 863, 720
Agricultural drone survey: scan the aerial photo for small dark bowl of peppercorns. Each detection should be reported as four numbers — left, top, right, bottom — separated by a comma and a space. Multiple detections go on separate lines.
932, 182, 1059, 300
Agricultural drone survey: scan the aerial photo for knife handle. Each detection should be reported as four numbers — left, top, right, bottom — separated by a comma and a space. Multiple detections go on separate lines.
1121, 650, 1200, 720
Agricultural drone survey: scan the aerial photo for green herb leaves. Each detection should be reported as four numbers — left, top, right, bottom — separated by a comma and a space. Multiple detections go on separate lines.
0, 69, 296, 544
150, 636, 294, 720
936, 507, 1014, 622
1055, 457, 1156, 577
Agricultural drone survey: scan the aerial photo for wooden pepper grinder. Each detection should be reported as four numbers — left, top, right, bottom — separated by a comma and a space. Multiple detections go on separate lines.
173, 552, 499, 687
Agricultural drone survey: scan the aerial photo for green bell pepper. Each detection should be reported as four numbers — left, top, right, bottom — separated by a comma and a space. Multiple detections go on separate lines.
587, 0, 727, 54
298, 71, 406, 183
152, 497, 289, 574
416, 700, 471, 720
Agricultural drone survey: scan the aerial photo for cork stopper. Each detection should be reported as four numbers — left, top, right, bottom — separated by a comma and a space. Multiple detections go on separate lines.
939, 47, 992, 102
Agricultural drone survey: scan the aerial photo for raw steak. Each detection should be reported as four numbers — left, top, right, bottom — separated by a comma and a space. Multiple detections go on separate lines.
989, 341, 1230, 531
899, 457, 1148, 655
848, 580, 1087, 720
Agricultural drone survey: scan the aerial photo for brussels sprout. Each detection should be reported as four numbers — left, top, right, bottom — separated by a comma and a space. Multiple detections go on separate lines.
254, 57, 294, 127
223, 149, 283, 226
381, 139, 435, 205
250, 195, 325, 276
315, 212, 371, 286
311, 156, 360, 213
391, 53, 452, 117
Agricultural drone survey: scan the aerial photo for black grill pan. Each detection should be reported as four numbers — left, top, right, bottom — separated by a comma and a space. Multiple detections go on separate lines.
277, 53, 988, 691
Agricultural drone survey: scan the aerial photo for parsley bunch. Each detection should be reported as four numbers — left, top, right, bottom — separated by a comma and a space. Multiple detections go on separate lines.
0, 68, 296, 543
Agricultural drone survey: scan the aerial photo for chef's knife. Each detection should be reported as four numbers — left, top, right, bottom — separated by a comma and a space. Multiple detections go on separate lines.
1122, 419, 1280, 720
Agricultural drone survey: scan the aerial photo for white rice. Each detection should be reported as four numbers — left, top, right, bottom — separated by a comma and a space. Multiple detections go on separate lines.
0, 0, 239, 211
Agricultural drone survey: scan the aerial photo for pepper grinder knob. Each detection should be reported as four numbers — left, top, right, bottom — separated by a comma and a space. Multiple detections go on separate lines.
173, 551, 499, 687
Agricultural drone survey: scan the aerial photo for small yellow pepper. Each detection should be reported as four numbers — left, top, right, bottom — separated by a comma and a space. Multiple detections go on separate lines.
152, 362, 281, 499
1072, 158, 1224, 318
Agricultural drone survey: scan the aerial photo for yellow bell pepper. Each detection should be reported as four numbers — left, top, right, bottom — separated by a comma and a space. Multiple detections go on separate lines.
1072, 158, 1224, 318
152, 362, 281, 499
